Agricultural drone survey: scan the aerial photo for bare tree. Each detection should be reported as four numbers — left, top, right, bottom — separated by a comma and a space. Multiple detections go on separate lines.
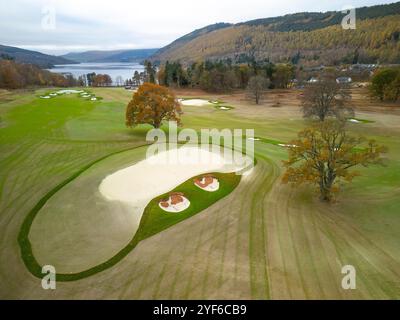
246, 75, 270, 104
115, 75, 124, 87
302, 79, 353, 121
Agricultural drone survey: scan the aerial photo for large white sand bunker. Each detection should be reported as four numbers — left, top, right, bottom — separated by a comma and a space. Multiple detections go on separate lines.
99, 146, 250, 207
29, 146, 251, 274
180, 99, 212, 106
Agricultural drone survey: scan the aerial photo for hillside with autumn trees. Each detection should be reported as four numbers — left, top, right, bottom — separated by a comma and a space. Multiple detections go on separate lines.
152, 2, 400, 66
0, 60, 80, 89
0, 44, 75, 68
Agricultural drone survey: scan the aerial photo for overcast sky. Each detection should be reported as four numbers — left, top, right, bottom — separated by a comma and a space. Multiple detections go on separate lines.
0, 0, 396, 55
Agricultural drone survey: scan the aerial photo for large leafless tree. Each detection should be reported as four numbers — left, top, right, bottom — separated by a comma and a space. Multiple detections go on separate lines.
302, 79, 354, 121
246, 75, 270, 104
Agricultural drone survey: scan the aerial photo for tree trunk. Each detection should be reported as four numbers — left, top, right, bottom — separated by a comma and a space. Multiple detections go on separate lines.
153, 120, 161, 129
319, 177, 334, 202
319, 185, 331, 202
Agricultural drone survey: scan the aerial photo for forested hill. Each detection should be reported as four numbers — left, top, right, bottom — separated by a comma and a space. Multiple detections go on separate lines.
61, 48, 159, 63
0, 45, 75, 68
154, 23, 233, 57
238, 1, 400, 31
152, 2, 400, 65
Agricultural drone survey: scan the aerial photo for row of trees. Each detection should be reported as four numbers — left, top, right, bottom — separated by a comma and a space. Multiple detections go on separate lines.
122, 63, 156, 88
157, 59, 295, 92
85, 73, 112, 87
0, 59, 119, 89
124, 70, 147, 87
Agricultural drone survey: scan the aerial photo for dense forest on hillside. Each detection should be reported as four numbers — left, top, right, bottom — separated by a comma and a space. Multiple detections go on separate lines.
0, 44, 75, 68
153, 15, 400, 66
239, 1, 400, 31
0, 60, 79, 89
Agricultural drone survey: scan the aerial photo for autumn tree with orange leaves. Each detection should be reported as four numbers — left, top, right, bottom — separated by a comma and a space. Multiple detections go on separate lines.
282, 120, 387, 202
125, 82, 182, 129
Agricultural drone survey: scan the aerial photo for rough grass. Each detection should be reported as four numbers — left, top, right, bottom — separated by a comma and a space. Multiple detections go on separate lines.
0, 87, 399, 298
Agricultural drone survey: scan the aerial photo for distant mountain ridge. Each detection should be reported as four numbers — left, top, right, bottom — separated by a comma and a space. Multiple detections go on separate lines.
0, 44, 76, 68
152, 2, 400, 65
61, 48, 159, 63
237, 1, 400, 31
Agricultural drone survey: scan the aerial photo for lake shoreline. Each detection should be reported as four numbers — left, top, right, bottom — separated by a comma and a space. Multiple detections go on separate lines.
47, 62, 145, 85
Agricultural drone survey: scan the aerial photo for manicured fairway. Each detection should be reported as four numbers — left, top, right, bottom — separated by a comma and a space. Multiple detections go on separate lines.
0, 87, 399, 299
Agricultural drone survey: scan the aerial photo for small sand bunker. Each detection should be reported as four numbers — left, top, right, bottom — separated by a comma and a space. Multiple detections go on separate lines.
40, 96, 51, 99
349, 119, 361, 123
219, 106, 231, 110
159, 192, 190, 213
278, 143, 298, 148
180, 99, 211, 106
248, 137, 260, 141
194, 174, 220, 192
56, 89, 84, 94
90, 97, 97, 101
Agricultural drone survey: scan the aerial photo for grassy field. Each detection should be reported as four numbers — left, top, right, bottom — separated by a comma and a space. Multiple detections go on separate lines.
0, 87, 399, 299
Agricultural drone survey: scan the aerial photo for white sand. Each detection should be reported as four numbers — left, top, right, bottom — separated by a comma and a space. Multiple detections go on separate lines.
99, 145, 251, 238
181, 99, 212, 106
40, 96, 51, 99
159, 196, 190, 213
99, 146, 252, 231
248, 137, 261, 141
90, 97, 97, 101
99, 146, 250, 207
278, 143, 298, 148
57, 89, 84, 94
220, 107, 231, 110
349, 119, 361, 123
